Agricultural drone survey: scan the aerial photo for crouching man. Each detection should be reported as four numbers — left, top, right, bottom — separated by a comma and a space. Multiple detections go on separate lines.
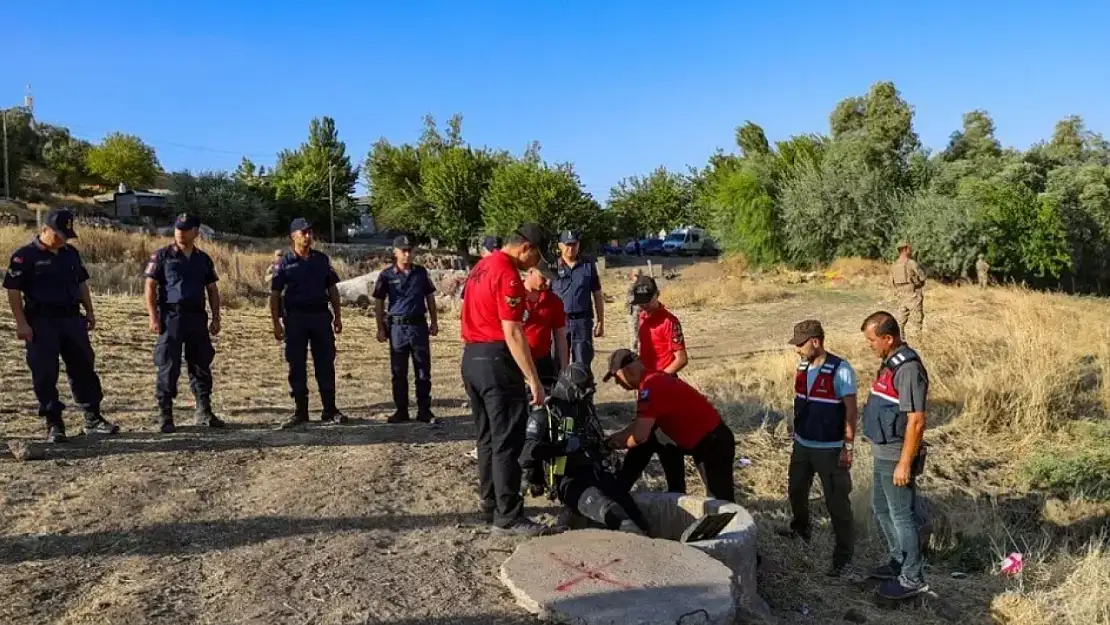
521, 362, 651, 535
603, 349, 736, 502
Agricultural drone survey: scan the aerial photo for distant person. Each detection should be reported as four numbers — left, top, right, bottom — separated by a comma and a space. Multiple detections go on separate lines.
603, 349, 735, 502
975, 255, 990, 288
3, 208, 120, 442
860, 311, 931, 600
143, 213, 224, 433
889, 241, 926, 340
551, 230, 604, 368
373, 235, 439, 424
270, 218, 348, 428
627, 269, 643, 351
779, 320, 859, 578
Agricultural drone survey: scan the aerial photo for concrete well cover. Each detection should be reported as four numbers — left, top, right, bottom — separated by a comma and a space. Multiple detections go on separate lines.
499, 528, 736, 625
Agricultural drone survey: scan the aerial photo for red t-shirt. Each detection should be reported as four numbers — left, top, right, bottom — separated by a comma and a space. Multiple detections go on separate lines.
523, 290, 566, 359
461, 251, 526, 343
638, 304, 686, 372
636, 371, 721, 449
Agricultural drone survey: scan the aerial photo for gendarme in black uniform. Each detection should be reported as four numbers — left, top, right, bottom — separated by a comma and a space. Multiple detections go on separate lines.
372, 235, 438, 423
2, 208, 119, 442
143, 213, 223, 433
270, 217, 346, 428
551, 230, 602, 368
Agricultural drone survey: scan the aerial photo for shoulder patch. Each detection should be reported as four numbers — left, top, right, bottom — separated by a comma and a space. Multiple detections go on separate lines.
671, 320, 685, 344
505, 295, 521, 308
638, 388, 651, 401
11, 255, 22, 264
145, 261, 157, 274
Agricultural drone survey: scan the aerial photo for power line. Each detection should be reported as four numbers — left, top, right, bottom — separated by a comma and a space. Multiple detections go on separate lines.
32, 117, 280, 162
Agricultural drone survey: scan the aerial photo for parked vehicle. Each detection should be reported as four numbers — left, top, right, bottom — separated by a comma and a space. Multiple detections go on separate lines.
661, 226, 715, 256
625, 238, 664, 255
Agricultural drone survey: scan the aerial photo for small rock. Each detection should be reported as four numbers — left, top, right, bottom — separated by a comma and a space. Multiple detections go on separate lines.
843, 607, 867, 623
8, 440, 45, 461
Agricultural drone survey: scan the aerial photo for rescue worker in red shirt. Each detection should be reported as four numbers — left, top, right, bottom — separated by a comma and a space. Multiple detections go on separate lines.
632, 275, 688, 375
460, 223, 551, 536
603, 349, 736, 502
522, 265, 569, 388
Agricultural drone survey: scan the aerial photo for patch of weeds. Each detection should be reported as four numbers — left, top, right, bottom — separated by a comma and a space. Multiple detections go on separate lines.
1022, 451, 1110, 500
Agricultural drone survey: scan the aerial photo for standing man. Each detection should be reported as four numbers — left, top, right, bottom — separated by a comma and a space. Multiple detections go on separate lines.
270, 218, 348, 429
460, 223, 550, 536
523, 265, 569, 388
143, 213, 224, 433
780, 320, 858, 577
860, 311, 930, 600
603, 349, 735, 502
373, 234, 439, 424
551, 230, 604, 368
627, 269, 643, 351
975, 254, 990, 288
633, 275, 688, 376
3, 208, 119, 442
890, 241, 926, 339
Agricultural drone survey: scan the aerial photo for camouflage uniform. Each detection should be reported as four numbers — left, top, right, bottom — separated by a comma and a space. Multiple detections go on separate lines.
890, 247, 926, 338
975, 257, 990, 288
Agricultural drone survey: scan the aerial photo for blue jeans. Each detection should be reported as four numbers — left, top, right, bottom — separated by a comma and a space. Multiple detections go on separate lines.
871, 458, 924, 582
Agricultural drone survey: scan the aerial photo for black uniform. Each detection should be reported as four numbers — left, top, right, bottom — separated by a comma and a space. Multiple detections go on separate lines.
270, 243, 344, 425
521, 363, 649, 534
372, 263, 436, 422
2, 209, 118, 442
144, 239, 221, 430
551, 233, 602, 368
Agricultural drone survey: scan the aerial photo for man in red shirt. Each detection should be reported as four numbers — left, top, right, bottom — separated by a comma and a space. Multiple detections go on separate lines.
604, 349, 736, 502
523, 266, 569, 388
632, 275, 688, 375
460, 223, 551, 536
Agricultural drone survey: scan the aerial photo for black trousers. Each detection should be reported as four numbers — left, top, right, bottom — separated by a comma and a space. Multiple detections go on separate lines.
154, 309, 214, 408
617, 430, 688, 493
788, 441, 854, 566
25, 315, 103, 418
618, 422, 736, 502
559, 466, 650, 533
284, 311, 335, 398
462, 342, 529, 528
389, 320, 431, 415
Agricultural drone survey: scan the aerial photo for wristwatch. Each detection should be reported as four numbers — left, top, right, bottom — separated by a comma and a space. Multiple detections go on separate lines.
843, 441, 854, 451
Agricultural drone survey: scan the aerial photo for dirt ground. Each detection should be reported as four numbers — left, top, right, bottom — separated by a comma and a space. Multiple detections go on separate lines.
0, 266, 1016, 625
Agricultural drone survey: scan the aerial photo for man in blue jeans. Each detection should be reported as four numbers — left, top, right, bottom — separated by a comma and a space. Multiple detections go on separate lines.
860, 311, 930, 600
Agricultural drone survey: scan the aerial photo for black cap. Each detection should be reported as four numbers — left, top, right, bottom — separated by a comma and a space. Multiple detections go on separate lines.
174, 213, 201, 230
630, 275, 659, 305
603, 348, 639, 382
559, 230, 580, 244
393, 234, 413, 249
532, 260, 556, 281
45, 208, 78, 239
788, 320, 825, 346
514, 222, 552, 264
289, 217, 312, 234
482, 235, 502, 252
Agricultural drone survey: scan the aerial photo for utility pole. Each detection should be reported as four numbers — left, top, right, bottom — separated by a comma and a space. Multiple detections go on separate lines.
328, 165, 335, 243
2, 111, 9, 200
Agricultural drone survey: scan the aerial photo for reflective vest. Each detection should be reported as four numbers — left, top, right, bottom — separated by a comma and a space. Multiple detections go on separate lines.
793, 353, 847, 442
862, 345, 925, 445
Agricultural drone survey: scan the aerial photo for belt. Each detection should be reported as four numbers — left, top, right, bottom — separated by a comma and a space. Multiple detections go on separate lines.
284, 303, 329, 314
162, 302, 206, 313
389, 315, 426, 325
566, 312, 592, 320
24, 303, 81, 318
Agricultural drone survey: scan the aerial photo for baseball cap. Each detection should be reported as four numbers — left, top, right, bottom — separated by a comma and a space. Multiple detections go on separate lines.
289, 217, 312, 234
603, 348, 639, 382
630, 275, 659, 305
514, 222, 552, 263
174, 213, 201, 230
532, 260, 556, 281
788, 320, 824, 346
481, 235, 502, 252
559, 230, 580, 244
45, 208, 78, 239
896, 240, 910, 250
393, 234, 413, 249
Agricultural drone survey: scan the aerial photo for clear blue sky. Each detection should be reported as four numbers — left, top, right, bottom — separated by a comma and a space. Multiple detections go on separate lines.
5, 0, 1110, 202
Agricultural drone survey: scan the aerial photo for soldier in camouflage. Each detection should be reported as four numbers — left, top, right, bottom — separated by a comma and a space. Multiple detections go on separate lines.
890, 241, 926, 339
975, 255, 990, 288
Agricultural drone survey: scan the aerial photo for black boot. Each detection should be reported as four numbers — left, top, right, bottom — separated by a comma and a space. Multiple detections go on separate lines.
415, 399, 435, 423
84, 412, 120, 436
158, 405, 176, 434
319, 391, 347, 424
279, 395, 309, 430
387, 409, 410, 424
44, 415, 67, 443
194, 396, 225, 428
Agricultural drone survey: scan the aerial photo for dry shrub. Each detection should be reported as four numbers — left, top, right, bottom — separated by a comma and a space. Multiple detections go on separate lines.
660, 259, 790, 309
991, 537, 1110, 625
826, 255, 889, 279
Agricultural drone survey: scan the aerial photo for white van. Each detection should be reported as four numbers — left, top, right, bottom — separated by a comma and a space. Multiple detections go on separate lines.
662, 226, 714, 256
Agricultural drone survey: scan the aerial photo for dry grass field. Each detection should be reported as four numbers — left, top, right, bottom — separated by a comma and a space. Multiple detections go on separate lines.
1, 226, 1108, 624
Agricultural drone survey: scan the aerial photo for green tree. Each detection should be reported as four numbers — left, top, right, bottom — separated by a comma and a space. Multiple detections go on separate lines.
607, 166, 693, 238
85, 132, 160, 188
706, 166, 781, 265
960, 180, 1072, 281
942, 110, 1002, 162
270, 116, 359, 236
896, 191, 982, 279
166, 171, 277, 236
39, 126, 92, 193
735, 121, 771, 157
420, 143, 500, 254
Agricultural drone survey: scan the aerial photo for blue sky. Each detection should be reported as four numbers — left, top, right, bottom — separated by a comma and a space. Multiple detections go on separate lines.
4, 1, 1110, 202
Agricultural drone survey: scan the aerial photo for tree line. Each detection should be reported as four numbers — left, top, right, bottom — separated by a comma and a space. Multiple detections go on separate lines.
5, 80, 1110, 290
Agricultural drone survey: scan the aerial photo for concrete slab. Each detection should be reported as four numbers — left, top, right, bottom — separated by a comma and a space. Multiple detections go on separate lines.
499, 528, 736, 625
